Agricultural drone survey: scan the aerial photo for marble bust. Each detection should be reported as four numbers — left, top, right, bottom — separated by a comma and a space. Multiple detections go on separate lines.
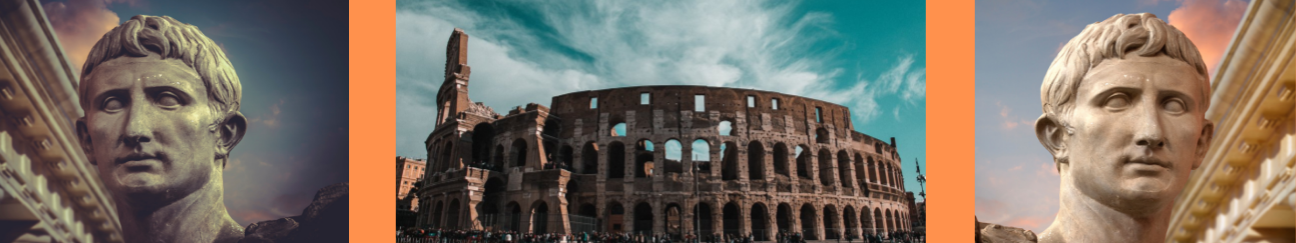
1032, 13, 1213, 243
75, 15, 247, 243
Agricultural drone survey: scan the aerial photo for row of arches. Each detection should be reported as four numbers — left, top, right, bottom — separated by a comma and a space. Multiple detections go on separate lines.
426, 196, 913, 239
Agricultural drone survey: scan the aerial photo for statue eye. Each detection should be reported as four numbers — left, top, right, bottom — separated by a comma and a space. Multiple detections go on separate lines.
1163, 98, 1185, 114
102, 97, 125, 112
1104, 93, 1130, 109
156, 91, 182, 108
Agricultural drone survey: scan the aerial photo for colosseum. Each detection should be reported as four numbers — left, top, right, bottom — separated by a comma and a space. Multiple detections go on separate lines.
416, 29, 913, 240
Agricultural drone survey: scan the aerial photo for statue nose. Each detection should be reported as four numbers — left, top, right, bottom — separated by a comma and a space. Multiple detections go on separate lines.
123, 108, 154, 147
1133, 104, 1165, 149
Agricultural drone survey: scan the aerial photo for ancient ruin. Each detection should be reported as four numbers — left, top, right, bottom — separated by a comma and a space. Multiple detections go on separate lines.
416, 28, 912, 240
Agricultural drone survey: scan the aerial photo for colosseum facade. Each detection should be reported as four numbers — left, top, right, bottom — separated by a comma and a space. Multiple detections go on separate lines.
417, 29, 913, 240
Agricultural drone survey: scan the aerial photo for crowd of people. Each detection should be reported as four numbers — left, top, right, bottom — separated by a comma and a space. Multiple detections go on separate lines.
397, 228, 923, 243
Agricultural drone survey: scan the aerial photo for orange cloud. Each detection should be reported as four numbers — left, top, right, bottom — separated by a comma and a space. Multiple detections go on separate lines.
1167, 0, 1247, 76
43, 0, 127, 73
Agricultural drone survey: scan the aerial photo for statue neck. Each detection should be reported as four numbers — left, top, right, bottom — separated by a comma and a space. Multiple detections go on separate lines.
116, 181, 243, 243
1041, 176, 1171, 243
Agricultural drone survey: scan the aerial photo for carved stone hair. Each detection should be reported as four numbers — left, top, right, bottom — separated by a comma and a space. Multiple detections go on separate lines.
79, 15, 241, 129
1040, 13, 1210, 124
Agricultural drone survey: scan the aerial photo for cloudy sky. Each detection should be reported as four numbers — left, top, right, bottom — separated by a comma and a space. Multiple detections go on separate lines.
396, 0, 930, 195
42, 0, 350, 225
975, 0, 1247, 232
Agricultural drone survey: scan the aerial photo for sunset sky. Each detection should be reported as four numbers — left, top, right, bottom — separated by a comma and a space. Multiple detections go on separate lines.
975, 0, 1247, 233
41, 0, 350, 225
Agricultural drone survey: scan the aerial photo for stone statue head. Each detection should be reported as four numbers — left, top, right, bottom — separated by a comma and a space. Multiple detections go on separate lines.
75, 15, 246, 209
1035, 13, 1213, 215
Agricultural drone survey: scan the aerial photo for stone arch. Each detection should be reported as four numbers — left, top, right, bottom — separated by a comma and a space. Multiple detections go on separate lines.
818, 149, 834, 187
776, 203, 793, 235
471, 123, 496, 164
531, 200, 550, 233
844, 206, 858, 239
480, 178, 505, 216
607, 202, 625, 233
581, 142, 598, 174
855, 153, 866, 188
695, 202, 714, 236
633, 202, 653, 234
815, 127, 829, 143
885, 209, 894, 233
823, 204, 839, 240
722, 202, 741, 236
666, 203, 684, 237
559, 144, 574, 169
431, 200, 444, 228
748, 141, 766, 180
506, 201, 523, 232
718, 120, 733, 136
860, 206, 873, 234
873, 208, 884, 233
612, 122, 627, 137
773, 143, 789, 176
439, 142, 455, 172
494, 144, 505, 169
795, 145, 811, 179
881, 163, 890, 187
838, 150, 852, 189
635, 139, 655, 178
799, 204, 819, 240
608, 141, 626, 179
511, 139, 528, 168
664, 139, 683, 173
721, 141, 739, 181
868, 156, 877, 183
751, 202, 770, 241
692, 139, 711, 162
543, 118, 560, 137
447, 199, 462, 229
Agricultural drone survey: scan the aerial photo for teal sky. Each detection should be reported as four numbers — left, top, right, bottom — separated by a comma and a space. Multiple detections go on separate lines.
41, 0, 352, 225
975, 0, 1248, 233
396, 0, 928, 196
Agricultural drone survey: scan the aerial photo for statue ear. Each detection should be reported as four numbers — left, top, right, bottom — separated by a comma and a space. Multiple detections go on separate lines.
1035, 114, 1068, 171
1193, 121, 1214, 170
217, 112, 248, 167
75, 117, 95, 165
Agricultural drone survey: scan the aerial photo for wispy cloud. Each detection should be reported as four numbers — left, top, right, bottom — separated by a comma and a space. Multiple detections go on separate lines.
249, 99, 285, 129
44, 0, 127, 72
396, 0, 925, 157
996, 101, 1033, 130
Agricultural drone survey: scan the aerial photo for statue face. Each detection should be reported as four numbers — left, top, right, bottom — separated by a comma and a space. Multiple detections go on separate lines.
80, 55, 218, 202
1064, 54, 1208, 213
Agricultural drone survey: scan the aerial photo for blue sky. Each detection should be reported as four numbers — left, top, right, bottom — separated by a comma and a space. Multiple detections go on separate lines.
395, 0, 929, 195
42, 0, 350, 225
975, 0, 1247, 233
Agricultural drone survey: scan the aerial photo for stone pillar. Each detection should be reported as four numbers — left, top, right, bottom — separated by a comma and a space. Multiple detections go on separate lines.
739, 203, 751, 236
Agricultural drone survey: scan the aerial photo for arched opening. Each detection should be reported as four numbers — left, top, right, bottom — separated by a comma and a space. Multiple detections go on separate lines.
861, 207, 873, 235
776, 203, 793, 235
844, 206, 858, 239
608, 202, 625, 233
506, 202, 522, 232
447, 199, 461, 229
823, 205, 839, 240
881, 163, 890, 187
855, 153, 866, 189
543, 140, 558, 169
818, 149, 834, 187
815, 127, 829, 143
773, 143, 789, 176
885, 210, 894, 233
666, 203, 683, 237
838, 150, 853, 189
565, 181, 580, 210
664, 139, 683, 173
692, 139, 711, 165
751, 203, 769, 241
579, 204, 597, 217
480, 178, 505, 228
748, 141, 765, 180
608, 142, 626, 179
718, 120, 732, 136
721, 142, 738, 181
471, 123, 496, 165
560, 145, 574, 170
543, 118, 561, 137
635, 139, 655, 178
722, 202, 741, 237
431, 201, 444, 228
531, 201, 549, 233
799, 204, 818, 240
634, 202, 653, 234
695, 203, 713, 236
873, 208, 884, 234
612, 122, 627, 137
511, 139, 528, 168
868, 157, 877, 183
581, 142, 598, 174
795, 145, 810, 179
440, 144, 455, 172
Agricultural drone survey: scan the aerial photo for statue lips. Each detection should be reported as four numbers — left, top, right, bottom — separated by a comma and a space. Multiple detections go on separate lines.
114, 152, 167, 172
1124, 154, 1171, 175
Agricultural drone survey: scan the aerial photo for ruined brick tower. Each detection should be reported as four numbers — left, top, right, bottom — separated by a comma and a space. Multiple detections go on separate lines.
416, 29, 913, 240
